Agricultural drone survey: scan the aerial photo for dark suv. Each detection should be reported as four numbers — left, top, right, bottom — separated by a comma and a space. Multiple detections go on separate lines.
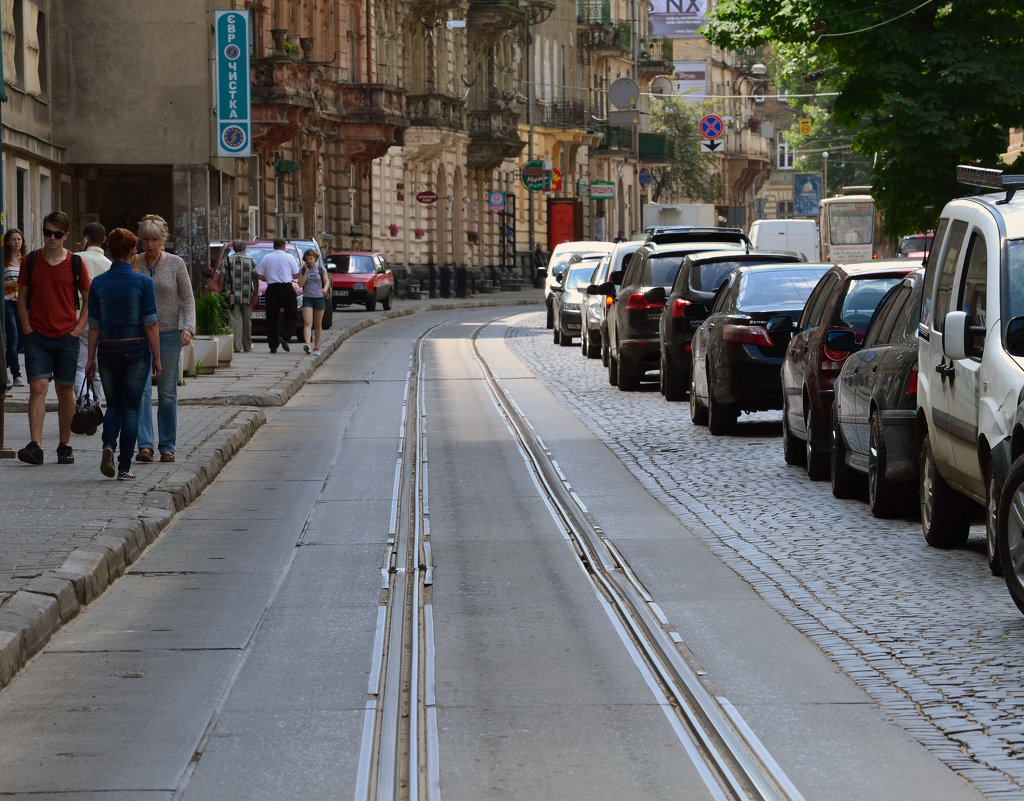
780, 260, 913, 479
656, 249, 804, 401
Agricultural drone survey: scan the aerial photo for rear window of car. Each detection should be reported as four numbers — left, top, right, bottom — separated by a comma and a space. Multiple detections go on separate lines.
645, 255, 685, 287
328, 254, 375, 274
692, 260, 746, 292
738, 267, 830, 312
834, 276, 905, 329
1007, 239, 1024, 320
564, 263, 597, 290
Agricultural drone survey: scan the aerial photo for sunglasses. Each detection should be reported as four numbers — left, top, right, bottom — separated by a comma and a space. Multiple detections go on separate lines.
42, 228, 66, 239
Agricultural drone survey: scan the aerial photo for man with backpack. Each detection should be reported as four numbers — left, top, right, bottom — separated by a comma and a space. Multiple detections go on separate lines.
16, 211, 90, 465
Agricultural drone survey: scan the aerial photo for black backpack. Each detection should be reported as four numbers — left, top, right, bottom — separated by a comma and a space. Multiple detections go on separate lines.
24, 249, 85, 310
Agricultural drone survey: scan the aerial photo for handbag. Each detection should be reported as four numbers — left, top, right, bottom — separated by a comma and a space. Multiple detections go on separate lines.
204, 268, 223, 293
71, 378, 104, 436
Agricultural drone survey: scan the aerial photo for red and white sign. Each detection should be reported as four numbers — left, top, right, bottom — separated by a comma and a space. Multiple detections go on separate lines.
416, 191, 438, 204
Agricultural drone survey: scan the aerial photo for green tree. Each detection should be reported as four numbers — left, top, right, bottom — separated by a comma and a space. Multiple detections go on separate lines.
647, 96, 720, 204
703, 1, 1024, 235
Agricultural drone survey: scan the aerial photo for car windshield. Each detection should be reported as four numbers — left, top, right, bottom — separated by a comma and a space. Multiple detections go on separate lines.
232, 246, 298, 270
737, 267, 830, 311
646, 255, 685, 287
328, 254, 374, 274
564, 263, 597, 290
834, 275, 905, 328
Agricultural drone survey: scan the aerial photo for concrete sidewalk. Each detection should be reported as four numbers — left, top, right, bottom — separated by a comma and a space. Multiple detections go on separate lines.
0, 288, 543, 688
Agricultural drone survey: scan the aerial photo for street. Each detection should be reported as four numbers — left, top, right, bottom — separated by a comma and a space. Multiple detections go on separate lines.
0, 304, 1008, 799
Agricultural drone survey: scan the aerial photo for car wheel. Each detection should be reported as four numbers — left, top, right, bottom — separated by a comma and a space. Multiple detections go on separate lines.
365, 295, 376, 312
805, 406, 829, 481
546, 302, 554, 330
830, 409, 859, 499
782, 398, 805, 466
996, 455, 1024, 616
608, 352, 619, 387
987, 463, 1003, 576
553, 326, 561, 345
382, 290, 392, 311
689, 368, 708, 426
617, 357, 640, 391
559, 330, 573, 347
601, 331, 610, 367
707, 379, 736, 435
867, 410, 904, 518
581, 329, 589, 357
919, 432, 972, 548
663, 358, 686, 402
585, 331, 600, 359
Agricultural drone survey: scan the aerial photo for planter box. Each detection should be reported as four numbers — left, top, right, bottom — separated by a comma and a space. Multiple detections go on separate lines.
215, 334, 234, 365
181, 343, 196, 377
191, 337, 219, 375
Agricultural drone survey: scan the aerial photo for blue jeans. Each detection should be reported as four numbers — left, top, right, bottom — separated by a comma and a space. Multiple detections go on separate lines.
98, 338, 150, 473
3, 301, 19, 381
137, 330, 181, 454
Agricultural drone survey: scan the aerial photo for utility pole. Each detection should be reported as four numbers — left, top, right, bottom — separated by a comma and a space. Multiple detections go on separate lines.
0, 37, 12, 459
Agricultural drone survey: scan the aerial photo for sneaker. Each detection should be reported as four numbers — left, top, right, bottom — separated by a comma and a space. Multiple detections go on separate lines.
13, 376, 24, 387
100, 447, 115, 478
303, 344, 310, 354
281, 341, 290, 352
17, 441, 43, 465
117, 471, 137, 481
313, 348, 321, 355
56, 442, 75, 464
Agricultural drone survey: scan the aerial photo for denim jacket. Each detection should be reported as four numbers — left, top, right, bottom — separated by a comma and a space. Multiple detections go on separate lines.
87, 261, 158, 336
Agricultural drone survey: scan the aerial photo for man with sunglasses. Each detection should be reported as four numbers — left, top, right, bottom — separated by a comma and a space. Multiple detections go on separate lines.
15, 211, 91, 465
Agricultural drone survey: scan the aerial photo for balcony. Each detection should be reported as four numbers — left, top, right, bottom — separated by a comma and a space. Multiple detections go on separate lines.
577, 0, 611, 24
534, 100, 588, 129
468, 0, 526, 38
639, 132, 670, 164
467, 108, 525, 170
638, 37, 673, 75
407, 93, 466, 131
334, 84, 409, 162
595, 125, 633, 153
251, 56, 318, 150
580, 20, 630, 54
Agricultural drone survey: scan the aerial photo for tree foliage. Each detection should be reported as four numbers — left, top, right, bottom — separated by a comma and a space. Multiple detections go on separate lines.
703, 1, 1024, 235
647, 96, 720, 204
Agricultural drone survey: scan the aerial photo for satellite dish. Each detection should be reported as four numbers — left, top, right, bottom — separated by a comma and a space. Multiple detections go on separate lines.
609, 77, 640, 109
650, 76, 673, 96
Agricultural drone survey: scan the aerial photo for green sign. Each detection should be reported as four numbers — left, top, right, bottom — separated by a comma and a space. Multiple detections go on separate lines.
521, 159, 549, 192
214, 10, 251, 157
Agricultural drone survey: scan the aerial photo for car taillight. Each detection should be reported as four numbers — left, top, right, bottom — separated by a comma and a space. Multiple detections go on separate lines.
822, 344, 852, 364
364, 280, 373, 290
605, 295, 613, 310
624, 293, 664, 311
906, 368, 918, 395
671, 298, 691, 318
722, 324, 774, 347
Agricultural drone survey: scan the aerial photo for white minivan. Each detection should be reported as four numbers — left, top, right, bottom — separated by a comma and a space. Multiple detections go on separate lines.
749, 219, 819, 262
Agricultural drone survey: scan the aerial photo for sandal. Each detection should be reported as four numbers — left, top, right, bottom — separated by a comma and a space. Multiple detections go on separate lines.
136, 448, 154, 462
160, 451, 175, 463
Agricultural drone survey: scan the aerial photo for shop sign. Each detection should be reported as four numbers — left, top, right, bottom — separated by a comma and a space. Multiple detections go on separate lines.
590, 181, 615, 199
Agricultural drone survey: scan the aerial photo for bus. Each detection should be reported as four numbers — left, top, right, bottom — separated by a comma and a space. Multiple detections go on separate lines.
818, 188, 889, 262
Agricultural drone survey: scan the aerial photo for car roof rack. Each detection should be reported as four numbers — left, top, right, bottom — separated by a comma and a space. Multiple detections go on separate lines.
956, 164, 1024, 204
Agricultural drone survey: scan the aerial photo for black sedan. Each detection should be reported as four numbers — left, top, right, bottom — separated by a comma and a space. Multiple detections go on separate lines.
657, 249, 804, 402
830, 269, 923, 515
689, 263, 830, 435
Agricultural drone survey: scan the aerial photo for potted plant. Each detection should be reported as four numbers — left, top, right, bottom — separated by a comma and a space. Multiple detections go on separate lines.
193, 291, 233, 372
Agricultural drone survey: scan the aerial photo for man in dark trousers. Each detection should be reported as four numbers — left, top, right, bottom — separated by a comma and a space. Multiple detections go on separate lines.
256, 238, 299, 353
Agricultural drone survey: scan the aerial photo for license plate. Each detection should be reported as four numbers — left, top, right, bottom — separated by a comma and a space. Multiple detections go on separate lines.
336, 289, 349, 296
251, 311, 266, 320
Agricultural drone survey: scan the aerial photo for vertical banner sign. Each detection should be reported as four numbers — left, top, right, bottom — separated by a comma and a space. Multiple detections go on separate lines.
215, 10, 251, 158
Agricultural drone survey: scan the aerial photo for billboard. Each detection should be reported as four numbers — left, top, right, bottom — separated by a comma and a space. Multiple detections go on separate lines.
649, 0, 709, 39
794, 174, 822, 217
215, 10, 251, 158
672, 61, 707, 103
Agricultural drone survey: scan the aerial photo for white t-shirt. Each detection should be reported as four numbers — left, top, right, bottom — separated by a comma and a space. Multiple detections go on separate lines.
260, 249, 299, 284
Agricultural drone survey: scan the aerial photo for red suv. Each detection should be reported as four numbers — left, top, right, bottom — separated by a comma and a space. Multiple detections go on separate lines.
779, 260, 913, 479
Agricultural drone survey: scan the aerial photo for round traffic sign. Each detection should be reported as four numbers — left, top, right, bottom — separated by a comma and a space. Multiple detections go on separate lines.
699, 114, 724, 139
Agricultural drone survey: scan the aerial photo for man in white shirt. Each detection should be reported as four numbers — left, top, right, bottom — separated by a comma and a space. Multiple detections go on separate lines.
256, 238, 299, 353
74, 222, 111, 401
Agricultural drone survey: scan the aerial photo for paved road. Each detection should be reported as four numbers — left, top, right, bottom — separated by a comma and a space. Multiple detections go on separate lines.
505, 311, 1024, 799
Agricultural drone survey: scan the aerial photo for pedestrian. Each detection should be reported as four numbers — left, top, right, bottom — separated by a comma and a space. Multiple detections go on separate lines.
73, 222, 111, 403
84, 228, 161, 481
614, 230, 626, 243
222, 240, 258, 353
3, 227, 26, 389
15, 211, 90, 465
298, 249, 328, 355
134, 214, 195, 464
532, 243, 546, 288
256, 238, 299, 354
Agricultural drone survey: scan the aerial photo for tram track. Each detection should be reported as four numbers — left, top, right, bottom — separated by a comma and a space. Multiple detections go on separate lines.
355, 314, 807, 801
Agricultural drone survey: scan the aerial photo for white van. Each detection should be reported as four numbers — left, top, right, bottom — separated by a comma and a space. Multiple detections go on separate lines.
748, 219, 819, 262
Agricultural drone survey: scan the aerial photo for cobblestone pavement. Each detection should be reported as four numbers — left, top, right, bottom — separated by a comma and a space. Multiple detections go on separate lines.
506, 312, 1024, 800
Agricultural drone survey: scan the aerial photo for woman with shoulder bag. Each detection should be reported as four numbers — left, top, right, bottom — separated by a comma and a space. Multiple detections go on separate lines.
298, 249, 328, 355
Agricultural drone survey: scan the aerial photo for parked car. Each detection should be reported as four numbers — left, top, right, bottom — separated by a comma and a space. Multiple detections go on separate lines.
897, 233, 933, 260
780, 260, 913, 480
233, 240, 334, 338
688, 262, 830, 434
552, 260, 599, 346
544, 241, 613, 328
830, 269, 924, 514
645, 227, 750, 248
595, 233, 756, 391
656, 249, 805, 401
919, 166, 1024, 574
748, 219, 819, 262
326, 251, 394, 311
581, 240, 645, 360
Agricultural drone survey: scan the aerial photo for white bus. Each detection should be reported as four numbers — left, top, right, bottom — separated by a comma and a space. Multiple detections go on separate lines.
818, 189, 877, 263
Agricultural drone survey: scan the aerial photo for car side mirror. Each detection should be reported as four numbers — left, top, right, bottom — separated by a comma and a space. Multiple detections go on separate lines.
589, 281, 615, 296
645, 286, 666, 304
609, 270, 623, 284
551, 284, 564, 293
826, 329, 859, 353
1007, 316, 1024, 357
943, 311, 969, 360
765, 315, 793, 334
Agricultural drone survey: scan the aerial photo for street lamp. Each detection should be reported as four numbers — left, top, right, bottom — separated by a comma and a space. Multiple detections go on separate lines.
822, 151, 829, 199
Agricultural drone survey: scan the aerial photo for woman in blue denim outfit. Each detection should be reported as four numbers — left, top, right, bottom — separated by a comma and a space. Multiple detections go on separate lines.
134, 214, 195, 464
3, 228, 26, 388
84, 228, 161, 480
